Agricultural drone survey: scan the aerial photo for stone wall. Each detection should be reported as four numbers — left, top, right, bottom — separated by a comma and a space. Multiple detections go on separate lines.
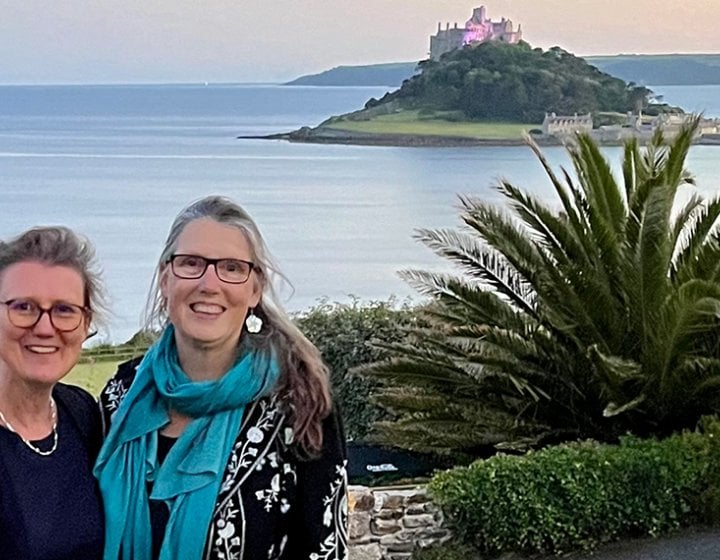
348, 485, 452, 560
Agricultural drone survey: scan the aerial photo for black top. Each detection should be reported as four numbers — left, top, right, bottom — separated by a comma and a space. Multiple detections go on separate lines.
0, 383, 104, 560
149, 434, 175, 559
100, 358, 349, 560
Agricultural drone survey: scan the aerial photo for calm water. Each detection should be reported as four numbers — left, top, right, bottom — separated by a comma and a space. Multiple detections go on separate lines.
1, 83, 719, 343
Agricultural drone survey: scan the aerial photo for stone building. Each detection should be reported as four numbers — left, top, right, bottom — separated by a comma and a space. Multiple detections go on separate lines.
430, 6, 522, 60
542, 112, 594, 137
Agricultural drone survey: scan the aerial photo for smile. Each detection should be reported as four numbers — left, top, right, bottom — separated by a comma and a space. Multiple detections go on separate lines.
26, 345, 59, 354
190, 302, 225, 314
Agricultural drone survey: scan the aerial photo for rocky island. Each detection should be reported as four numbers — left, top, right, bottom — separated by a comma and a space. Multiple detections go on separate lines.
245, 6, 720, 148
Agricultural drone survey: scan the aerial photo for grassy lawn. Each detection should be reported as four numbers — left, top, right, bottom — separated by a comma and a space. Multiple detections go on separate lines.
325, 110, 537, 140
65, 360, 120, 396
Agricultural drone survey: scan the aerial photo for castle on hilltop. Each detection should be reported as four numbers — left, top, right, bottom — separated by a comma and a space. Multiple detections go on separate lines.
430, 6, 522, 60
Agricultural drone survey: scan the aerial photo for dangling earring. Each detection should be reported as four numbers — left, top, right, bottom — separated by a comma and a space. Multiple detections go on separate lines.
245, 308, 263, 333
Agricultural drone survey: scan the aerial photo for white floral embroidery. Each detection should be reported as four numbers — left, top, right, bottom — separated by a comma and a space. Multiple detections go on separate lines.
220, 399, 279, 493
255, 473, 281, 512
311, 461, 349, 560
205, 395, 347, 560
255, 451, 280, 472
103, 378, 129, 412
247, 427, 264, 443
268, 535, 288, 559
310, 534, 339, 560
213, 503, 242, 560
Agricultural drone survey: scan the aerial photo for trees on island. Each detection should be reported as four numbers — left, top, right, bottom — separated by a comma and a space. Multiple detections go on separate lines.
368, 42, 653, 123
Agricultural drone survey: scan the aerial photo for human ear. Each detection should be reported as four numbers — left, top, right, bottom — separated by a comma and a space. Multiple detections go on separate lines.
159, 265, 170, 299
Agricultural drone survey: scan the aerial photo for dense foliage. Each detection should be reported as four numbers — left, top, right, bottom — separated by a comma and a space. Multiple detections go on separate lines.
363, 119, 720, 458
367, 42, 651, 122
428, 420, 720, 556
295, 299, 418, 441
411, 542, 480, 560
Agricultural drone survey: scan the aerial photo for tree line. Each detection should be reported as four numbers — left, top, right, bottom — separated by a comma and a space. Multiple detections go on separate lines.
367, 41, 653, 122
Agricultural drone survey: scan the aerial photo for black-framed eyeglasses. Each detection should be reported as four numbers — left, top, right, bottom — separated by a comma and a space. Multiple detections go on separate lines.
0, 299, 89, 332
168, 254, 255, 284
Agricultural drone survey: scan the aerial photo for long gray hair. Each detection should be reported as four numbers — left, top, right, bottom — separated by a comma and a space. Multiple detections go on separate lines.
0, 226, 108, 332
145, 196, 332, 454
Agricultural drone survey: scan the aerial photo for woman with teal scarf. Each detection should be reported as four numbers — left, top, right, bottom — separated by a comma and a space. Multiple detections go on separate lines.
94, 196, 348, 560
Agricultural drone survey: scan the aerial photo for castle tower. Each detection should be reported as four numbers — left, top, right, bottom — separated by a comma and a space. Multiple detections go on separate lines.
429, 6, 522, 60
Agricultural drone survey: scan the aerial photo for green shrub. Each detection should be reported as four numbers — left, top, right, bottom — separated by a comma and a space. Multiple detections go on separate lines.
412, 541, 480, 560
295, 298, 420, 441
429, 426, 720, 556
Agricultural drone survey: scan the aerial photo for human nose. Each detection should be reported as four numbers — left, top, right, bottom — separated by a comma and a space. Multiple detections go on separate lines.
198, 262, 223, 289
32, 309, 56, 335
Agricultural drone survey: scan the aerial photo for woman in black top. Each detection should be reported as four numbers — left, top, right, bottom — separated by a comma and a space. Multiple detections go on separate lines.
95, 196, 347, 560
0, 227, 105, 560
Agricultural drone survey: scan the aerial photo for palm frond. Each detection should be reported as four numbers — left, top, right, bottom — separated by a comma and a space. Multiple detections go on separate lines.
497, 180, 590, 267
365, 116, 717, 457
672, 196, 720, 282
411, 228, 537, 314
571, 133, 628, 239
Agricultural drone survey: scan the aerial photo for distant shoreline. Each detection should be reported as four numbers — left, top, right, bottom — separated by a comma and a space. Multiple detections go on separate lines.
240, 127, 720, 149
239, 128, 537, 148
285, 55, 720, 89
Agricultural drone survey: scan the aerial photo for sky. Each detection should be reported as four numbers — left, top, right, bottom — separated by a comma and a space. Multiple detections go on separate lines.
2, 0, 720, 85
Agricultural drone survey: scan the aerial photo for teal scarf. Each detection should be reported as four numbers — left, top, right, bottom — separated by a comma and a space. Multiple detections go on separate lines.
94, 326, 280, 560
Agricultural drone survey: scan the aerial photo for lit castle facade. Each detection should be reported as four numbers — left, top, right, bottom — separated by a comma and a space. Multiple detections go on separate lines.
430, 6, 522, 60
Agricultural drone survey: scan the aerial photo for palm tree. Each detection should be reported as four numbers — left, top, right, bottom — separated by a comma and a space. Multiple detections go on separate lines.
364, 118, 720, 458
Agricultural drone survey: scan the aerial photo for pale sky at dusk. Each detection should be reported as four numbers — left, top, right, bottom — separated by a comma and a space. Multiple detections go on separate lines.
2, 1, 718, 84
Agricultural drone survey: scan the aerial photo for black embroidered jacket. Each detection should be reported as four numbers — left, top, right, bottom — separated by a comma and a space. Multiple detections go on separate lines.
98, 359, 348, 560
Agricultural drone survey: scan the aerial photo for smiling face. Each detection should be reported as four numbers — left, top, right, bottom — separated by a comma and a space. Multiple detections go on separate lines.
0, 261, 89, 388
160, 218, 262, 360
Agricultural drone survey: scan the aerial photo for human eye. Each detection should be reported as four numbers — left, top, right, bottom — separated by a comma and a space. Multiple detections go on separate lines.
175, 255, 204, 269
8, 299, 37, 315
53, 302, 82, 318
221, 259, 242, 273
220, 259, 250, 276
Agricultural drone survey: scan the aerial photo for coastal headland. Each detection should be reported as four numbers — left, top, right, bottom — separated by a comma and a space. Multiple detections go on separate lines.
242, 125, 720, 149
245, 40, 720, 149
243, 125, 551, 148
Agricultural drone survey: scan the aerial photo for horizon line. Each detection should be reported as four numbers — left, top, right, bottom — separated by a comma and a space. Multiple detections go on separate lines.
4, 51, 720, 87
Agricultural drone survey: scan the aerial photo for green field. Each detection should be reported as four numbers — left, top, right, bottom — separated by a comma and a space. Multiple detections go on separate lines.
325, 110, 536, 139
65, 360, 120, 396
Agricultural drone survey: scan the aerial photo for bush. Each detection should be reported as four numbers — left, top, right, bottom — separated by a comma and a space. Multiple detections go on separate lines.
429, 422, 720, 556
412, 542, 480, 560
295, 298, 420, 441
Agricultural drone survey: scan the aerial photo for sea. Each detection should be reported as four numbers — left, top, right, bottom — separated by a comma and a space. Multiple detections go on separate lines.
1, 83, 719, 343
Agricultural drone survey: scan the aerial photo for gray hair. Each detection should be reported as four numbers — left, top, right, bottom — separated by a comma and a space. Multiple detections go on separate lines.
144, 195, 289, 335
0, 226, 108, 330
145, 196, 332, 453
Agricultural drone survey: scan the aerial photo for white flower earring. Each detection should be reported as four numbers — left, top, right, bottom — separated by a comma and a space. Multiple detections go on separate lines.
245, 308, 263, 333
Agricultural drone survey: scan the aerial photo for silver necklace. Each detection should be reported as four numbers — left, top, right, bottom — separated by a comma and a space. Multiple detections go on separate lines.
0, 397, 58, 456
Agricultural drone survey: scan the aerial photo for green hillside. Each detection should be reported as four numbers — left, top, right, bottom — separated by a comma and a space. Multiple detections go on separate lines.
286, 54, 720, 88
589, 54, 720, 85
286, 62, 418, 86
354, 42, 651, 124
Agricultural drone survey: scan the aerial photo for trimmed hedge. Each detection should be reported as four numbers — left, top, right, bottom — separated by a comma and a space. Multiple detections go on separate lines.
429, 421, 720, 556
